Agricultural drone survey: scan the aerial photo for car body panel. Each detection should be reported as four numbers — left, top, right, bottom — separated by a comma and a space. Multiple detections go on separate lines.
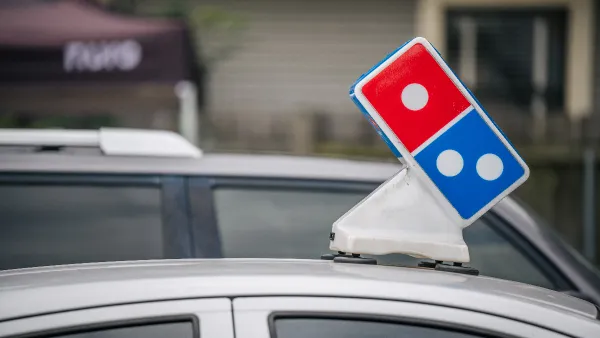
0, 259, 596, 327
0, 153, 401, 181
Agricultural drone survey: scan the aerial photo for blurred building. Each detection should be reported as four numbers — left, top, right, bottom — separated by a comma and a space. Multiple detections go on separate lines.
5, 0, 594, 151
174, 0, 593, 152
418, 0, 595, 146
196, 0, 418, 149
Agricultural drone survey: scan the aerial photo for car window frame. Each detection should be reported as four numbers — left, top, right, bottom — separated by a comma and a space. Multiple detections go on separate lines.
483, 210, 574, 291
8, 316, 199, 338
496, 196, 600, 302
269, 312, 513, 338
0, 298, 233, 338
0, 173, 194, 263
232, 296, 572, 338
207, 176, 380, 193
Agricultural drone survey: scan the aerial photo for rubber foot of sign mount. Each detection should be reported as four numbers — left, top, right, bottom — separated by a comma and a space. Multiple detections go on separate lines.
419, 260, 479, 276
320, 251, 352, 260
320, 252, 377, 265
320, 253, 336, 260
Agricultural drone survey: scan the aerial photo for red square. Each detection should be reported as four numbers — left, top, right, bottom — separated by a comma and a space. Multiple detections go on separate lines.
360, 43, 471, 153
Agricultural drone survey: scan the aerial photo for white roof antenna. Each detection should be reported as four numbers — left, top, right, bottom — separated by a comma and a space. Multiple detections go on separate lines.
99, 128, 202, 158
323, 37, 529, 274
0, 128, 202, 158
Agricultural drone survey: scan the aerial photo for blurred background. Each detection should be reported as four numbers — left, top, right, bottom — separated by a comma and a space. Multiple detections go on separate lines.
1, 0, 599, 265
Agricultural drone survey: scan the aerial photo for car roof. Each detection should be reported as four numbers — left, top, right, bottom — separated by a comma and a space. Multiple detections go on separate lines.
0, 152, 401, 182
0, 128, 202, 158
0, 259, 597, 332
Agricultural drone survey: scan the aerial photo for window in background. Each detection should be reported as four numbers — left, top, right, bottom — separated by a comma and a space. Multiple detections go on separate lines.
0, 185, 163, 270
213, 187, 367, 258
375, 218, 555, 290
446, 9, 567, 113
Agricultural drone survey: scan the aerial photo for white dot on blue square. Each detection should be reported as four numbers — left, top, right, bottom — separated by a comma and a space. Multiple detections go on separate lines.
414, 109, 526, 219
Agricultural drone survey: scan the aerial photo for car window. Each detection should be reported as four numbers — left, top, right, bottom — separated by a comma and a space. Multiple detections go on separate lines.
0, 185, 163, 270
375, 219, 555, 289
274, 318, 488, 338
465, 219, 555, 288
214, 187, 366, 258
213, 186, 555, 289
44, 321, 195, 338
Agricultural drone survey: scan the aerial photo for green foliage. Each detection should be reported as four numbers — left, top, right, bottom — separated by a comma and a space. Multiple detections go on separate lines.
160, 1, 188, 18
188, 5, 247, 67
189, 5, 246, 31
96, 0, 139, 14
99, 0, 248, 68
0, 112, 21, 128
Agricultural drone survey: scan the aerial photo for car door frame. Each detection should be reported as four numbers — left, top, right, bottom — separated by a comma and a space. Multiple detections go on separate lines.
0, 298, 233, 338
0, 172, 194, 260
232, 296, 576, 338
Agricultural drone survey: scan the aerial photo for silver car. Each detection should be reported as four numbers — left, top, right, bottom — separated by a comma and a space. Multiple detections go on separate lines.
0, 259, 599, 338
0, 128, 599, 305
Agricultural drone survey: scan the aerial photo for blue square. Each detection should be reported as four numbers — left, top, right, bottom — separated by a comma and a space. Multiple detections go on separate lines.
414, 109, 526, 219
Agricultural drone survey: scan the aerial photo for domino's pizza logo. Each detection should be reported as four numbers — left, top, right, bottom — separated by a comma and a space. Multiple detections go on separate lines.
352, 38, 529, 222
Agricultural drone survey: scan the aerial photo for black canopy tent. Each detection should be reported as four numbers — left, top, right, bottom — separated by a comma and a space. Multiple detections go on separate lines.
0, 0, 205, 142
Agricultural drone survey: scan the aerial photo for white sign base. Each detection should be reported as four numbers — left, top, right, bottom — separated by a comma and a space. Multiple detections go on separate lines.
329, 166, 470, 263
